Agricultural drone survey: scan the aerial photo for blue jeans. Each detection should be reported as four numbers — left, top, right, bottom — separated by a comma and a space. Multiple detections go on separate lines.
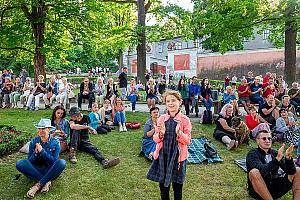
250, 96, 264, 106
203, 97, 213, 111
114, 111, 126, 124
128, 95, 137, 111
16, 159, 66, 186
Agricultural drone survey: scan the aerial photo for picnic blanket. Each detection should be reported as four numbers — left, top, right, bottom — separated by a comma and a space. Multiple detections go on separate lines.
188, 137, 223, 164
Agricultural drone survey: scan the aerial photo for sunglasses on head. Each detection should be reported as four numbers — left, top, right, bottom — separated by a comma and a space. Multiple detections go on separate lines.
259, 137, 272, 141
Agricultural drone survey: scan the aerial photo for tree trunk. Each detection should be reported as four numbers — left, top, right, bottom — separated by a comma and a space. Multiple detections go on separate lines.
33, 23, 46, 81
137, 0, 146, 84
284, 1, 297, 86
118, 48, 124, 73
31, 3, 47, 81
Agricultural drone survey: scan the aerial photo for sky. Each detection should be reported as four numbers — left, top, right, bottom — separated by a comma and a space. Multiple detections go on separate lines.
146, 0, 194, 25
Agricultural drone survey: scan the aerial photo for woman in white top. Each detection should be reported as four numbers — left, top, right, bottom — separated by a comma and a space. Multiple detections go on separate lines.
94, 78, 106, 107
56, 78, 69, 107
20, 77, 33, 107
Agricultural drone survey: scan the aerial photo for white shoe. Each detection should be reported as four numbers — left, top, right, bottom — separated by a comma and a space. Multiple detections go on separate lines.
123, 126, 127, 132
119, 126, 124, 132
133, 110, 136, 113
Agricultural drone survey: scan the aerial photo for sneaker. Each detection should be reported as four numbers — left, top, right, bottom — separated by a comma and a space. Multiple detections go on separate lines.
69, 148, 77, 164
123, 126, 127, 132
35, 107, 39, 111
119, 126, 124, 132
133, 110, 136, 113
101, 158, 120, 169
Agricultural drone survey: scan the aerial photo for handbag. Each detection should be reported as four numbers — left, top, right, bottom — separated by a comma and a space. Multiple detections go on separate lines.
204, 141, 217, 158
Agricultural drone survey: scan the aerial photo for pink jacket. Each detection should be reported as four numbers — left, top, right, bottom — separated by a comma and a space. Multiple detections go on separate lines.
153, 112, 192, 163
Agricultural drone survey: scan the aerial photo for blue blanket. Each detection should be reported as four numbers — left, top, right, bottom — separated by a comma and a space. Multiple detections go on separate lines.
188, 137, 223, 164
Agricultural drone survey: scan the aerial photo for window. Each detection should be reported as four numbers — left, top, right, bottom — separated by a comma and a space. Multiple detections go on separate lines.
263, 30, 270, 40
158, 44, 163, 53
194, 39, 200, 48
175, 42, 182, 50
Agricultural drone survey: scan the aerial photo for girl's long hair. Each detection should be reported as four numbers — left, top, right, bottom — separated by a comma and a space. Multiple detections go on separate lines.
51, 105, 66, 126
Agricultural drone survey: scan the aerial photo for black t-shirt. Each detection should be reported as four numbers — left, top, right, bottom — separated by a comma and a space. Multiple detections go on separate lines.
214, 115, 233, 135
70, 114, 90, 141
33, 82, 46, 96
259, 103, 273, 118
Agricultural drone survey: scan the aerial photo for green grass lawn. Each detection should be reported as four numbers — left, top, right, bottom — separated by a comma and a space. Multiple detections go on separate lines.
0, 109, 292, 200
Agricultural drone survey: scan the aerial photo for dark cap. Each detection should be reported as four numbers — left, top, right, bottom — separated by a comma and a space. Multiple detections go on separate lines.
68, 107, 81, 116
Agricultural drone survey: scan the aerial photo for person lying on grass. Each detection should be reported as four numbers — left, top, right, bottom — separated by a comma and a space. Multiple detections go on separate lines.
141, 106, 159, 160
68, 107, 120, 168
16, 118, 66, 199
246, 130, 300, 200
147, 90, 192, 200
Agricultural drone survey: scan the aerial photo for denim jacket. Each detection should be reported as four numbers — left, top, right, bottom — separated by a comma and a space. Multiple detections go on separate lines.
28, 135, 60, 166
50, 118, 70, 142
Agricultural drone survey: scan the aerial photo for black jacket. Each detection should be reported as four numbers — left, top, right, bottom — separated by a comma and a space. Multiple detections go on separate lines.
246, 147, 296, 187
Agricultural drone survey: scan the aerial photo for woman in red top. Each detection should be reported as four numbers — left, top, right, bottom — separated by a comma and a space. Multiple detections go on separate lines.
245, 105, 271, 138
113, 97, 127, 132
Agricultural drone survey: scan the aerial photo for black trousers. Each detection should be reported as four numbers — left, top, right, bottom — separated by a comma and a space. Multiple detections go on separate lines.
183, 98, 190, 116
78, 92, 94, 109
96, 124, 112, 134
159, 182, 183, 200
70, 130, 105, 162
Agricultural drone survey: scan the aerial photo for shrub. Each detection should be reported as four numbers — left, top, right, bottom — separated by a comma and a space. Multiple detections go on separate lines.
0, 125, 31, 157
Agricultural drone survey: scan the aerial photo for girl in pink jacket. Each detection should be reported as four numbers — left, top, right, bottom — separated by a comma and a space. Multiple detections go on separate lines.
147, 90, 192, 200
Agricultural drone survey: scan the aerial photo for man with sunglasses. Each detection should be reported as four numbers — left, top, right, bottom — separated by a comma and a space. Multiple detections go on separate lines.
246, 130, 300, 200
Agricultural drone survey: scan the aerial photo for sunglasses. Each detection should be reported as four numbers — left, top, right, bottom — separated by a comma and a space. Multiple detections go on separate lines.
259, 137, 272, 141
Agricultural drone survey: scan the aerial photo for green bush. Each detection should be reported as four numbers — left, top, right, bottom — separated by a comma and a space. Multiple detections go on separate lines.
0, 125, 31, 157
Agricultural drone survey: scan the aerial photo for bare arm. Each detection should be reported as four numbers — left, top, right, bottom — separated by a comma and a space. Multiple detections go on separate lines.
219, 118, 235, 133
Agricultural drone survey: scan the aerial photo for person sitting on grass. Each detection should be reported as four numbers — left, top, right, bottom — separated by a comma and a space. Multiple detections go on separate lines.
276, 108, 299, 145
245, 105, 271, 138
100, 99, 114, 126
213, 103, 238, 150
89, 103, 112, 134
68, 107, 120, 168
112, 97, 127, 132
258, 94, 280, 130
147, 90, 192, 200
246, 130, 300, 200
16, 119, 66, 199
141, 106, 159, 160
50, 105, 69, 153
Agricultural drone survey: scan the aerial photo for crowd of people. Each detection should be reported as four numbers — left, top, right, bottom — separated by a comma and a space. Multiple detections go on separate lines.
2, 66, 300, 199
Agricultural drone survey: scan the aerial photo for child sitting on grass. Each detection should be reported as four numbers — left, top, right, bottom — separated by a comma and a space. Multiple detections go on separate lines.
89, 103, 112, 134
112, 97, 127, 132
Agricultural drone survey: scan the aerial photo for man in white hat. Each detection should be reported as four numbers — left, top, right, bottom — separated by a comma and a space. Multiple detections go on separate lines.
16, 118, 66, 198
